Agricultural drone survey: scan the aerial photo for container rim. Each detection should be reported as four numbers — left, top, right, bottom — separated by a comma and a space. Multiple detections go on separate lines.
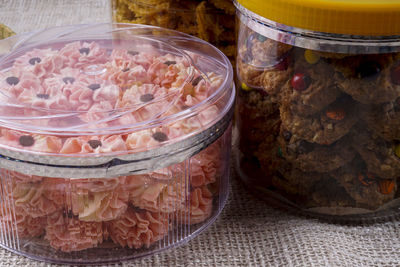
235, 1, 400, 54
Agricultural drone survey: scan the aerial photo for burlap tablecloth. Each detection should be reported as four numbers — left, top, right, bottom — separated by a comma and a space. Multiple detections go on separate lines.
1, 1, 400, 266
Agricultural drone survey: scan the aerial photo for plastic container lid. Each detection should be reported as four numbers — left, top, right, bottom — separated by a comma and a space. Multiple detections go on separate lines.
236, 0, 400, 36
0, 23, 235, 178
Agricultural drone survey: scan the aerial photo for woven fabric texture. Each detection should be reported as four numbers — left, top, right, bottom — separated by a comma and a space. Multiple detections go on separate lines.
1, 0, 400, 266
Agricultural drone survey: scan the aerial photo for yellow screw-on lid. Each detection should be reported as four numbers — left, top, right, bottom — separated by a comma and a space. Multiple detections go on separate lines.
237, 0, 400, 36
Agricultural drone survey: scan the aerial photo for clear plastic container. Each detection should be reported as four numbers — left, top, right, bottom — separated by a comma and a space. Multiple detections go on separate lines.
111, 0, 235, 63
0, 23, 234, 264
234, 0, 400, 221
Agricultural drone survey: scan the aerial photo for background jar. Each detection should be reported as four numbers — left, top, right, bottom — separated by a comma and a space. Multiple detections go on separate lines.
234, 0, 400, 221
111, 0, 236, 63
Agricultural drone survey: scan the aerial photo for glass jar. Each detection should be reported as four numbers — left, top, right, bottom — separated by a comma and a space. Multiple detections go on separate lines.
0, 23, 234, 264
111, 0, 235, 63
234, 0, 400, 221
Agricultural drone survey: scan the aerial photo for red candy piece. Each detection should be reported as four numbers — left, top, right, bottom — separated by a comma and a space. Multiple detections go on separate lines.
326, 109, 346, 121
379, 179, 395, 195
275, 55, 291, 71
391, 64, 400, 85
291, 72, 311, 91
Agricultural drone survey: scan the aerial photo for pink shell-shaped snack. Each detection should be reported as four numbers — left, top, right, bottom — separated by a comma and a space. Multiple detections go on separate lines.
119, 84, 167, 107
189, 140, 221, 187
41, 178, 68, 207
109, 49, 155, 71
45, 211, 106, 252
148, 59, 179, 88
0, 205, 46, 238
118, 84, 173, 123
60, 135, 127, 154
125, 129, 162, 151
70, 190, 129, 222
17, 85, 71, 111
42, 177, 129, 222
0, 129, 63, 153
0, 174, 59, 218
102, 62, 148, 88
107, 207, 169, 249
11, 181, 59, 218
180, 186, 213, 225
168, 115, 203, 138
198, 105, 220, 127
58, 41, 108, 69
70, 177, 120, 193
0, 72, 41, 99
126, 174, 187, 213
12, 48, 64, 79
42, 68, 92, 111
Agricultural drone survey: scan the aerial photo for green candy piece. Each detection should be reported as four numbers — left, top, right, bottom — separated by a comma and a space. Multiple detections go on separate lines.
257, 34, 267, 42
277, 146, 283, 158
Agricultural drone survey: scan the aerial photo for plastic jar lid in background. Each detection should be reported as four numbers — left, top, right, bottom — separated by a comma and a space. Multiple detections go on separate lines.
237, 0, 400, 36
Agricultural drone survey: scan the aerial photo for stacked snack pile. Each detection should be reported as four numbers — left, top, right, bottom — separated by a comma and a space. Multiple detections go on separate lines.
0, 40, 227, 252
237, 25, 400, 214
112, 0, 235, 61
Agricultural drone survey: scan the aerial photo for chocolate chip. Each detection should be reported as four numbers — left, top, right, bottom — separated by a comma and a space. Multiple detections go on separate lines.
88, 140, 102, 149
122, 68, 130, 72
164, 60, 176, 66
79, 47, 90, 55
19, 135, 34, 147
128, 51, 139, 56
5, 76, 19, 85
28, 57, 41, 65
140, 93, 154, 103
191, 76, 203, 86
152, 132, 168, 142
62, 77, 75, 84
88, 83, 101, 90
296, 140, 314, 154
282, 131, 292, 142
36, 93, 49, 99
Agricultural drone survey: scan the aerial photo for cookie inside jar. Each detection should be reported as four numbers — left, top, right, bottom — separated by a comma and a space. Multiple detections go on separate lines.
234, 0, 400, 221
